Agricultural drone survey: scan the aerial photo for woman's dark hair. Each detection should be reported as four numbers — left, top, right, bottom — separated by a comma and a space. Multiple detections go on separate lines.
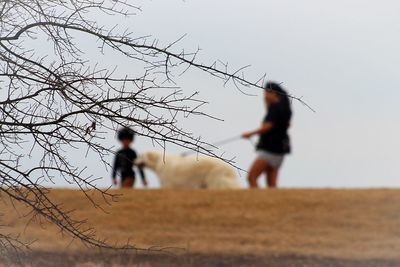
117, 127, 135, 141
264, 81, 291, 112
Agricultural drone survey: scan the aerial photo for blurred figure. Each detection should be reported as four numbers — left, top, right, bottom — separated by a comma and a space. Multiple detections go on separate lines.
242, 82, 292, 188
112, 127, 147, 188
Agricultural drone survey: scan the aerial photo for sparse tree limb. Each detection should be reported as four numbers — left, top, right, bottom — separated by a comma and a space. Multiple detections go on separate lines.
0, 0, 311, 262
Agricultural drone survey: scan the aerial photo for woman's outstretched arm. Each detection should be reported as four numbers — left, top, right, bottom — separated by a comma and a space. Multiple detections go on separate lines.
242, 122, 273, 139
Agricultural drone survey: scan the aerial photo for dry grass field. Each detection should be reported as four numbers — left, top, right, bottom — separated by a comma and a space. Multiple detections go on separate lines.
1, 189, 400, 266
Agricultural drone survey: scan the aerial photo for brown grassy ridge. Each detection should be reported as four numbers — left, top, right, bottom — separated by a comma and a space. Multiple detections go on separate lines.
1, 189, 400, 261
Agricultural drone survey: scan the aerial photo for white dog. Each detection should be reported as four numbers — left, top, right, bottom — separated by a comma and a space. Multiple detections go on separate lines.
135, 151, 241, 189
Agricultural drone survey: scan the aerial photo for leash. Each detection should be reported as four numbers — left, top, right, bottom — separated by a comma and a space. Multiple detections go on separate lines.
210, 135, 242, 147
181, 135, 251, 156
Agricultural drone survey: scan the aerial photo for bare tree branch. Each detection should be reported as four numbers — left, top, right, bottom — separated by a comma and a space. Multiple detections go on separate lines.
0, 0, 311, 262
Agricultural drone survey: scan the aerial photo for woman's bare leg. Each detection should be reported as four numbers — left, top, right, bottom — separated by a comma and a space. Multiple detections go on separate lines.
266, 167, 279, 188
247, 159, 269, 188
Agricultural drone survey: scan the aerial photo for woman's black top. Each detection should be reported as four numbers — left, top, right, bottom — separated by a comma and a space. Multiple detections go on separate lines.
256, 102, 292, 154
112, 148, 145, 180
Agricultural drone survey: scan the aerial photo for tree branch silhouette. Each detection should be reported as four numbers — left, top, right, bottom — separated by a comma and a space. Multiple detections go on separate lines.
0, 0, 311, 261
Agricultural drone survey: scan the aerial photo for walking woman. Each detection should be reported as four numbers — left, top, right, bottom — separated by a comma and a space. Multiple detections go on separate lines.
242, 82, 292, 188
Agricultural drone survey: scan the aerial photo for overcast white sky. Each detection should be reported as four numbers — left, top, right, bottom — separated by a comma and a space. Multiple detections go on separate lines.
45, 0, 400, 188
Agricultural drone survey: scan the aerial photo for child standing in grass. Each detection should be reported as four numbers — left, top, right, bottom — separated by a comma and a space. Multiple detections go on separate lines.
112, 127, 147, 188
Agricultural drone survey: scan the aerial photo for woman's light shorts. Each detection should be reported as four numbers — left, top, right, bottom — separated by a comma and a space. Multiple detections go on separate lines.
257, 150, 285, 169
